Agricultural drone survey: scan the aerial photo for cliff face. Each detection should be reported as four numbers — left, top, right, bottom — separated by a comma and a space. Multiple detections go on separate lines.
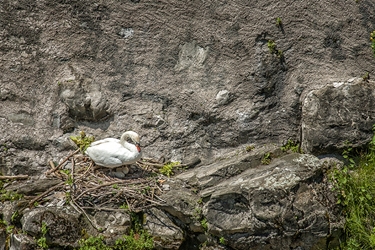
2, 0, 375, 174
1, 0, 375, 249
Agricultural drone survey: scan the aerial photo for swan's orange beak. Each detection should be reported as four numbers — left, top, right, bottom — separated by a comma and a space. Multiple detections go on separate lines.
136, 143, 141, 152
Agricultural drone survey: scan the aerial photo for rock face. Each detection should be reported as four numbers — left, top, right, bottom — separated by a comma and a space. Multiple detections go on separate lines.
1, 0, 375, 177
1, 148, 343, 250
0, 0, 373, 249
173, 149, 342, 250
302, 78, 375, 154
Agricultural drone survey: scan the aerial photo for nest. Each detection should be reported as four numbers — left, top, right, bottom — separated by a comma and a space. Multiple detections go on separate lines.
15, 149, 172, 230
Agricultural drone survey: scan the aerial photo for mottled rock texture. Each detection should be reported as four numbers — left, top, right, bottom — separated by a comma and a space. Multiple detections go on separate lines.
1, 0, 374, 249
1, 0, 375, 176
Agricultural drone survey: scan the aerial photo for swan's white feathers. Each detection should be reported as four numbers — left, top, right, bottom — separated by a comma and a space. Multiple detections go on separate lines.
85, 131, 142, 168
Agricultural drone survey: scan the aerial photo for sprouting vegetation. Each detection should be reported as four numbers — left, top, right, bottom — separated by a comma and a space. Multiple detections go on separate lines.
159, 161, 180, 177
114, 229, 154, 250
70, 131, 95, 152
245, 145, 255, 152
267, 40, 283, 58
78, 235, 111, 250
219, 236, 227, 245
261, 152, 272, 165
362, 72, 370, 82
78, 211, 153, 250
0, 189, 23, 202
330, 126, 375, 249
281, 139, 302, 153
37, 222, 49, 249
276, 17, 282, 27
371, 31, 375, 57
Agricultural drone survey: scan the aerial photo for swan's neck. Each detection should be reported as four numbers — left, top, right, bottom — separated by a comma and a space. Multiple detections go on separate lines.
120, 133, 137, 153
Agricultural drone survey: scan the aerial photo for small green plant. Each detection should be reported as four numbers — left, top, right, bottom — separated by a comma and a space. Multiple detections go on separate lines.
78, 235, 111, 250
114, 229, 154, 250
362, 72, 370, 82
267, 40, 284, 58
261, 152, 271, 165
65, 191, 71, 203
267, 40, 276, 54
11, 211, 19, 223
246, 145, 255, 152
112, 184, 119, 189
70, 131, 95, 152
37, 222, 48, 249
159, 161, 180, 177
0, 189, 23, 202
276, 17, 282, 27
330, 126, 375, 249
219, 236, 226, 245
192, 207, 202, 220
371, 31, 375, 57
281, 139, 301, 153
6, 225, 14, 234
200, 218, 208, 231
120, 203, 129, 211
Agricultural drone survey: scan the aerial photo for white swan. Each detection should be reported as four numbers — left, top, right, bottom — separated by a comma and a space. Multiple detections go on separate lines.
85, 131, 142, 168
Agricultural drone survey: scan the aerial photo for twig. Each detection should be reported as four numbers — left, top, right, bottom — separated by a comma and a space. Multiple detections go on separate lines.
28, 182, 65, 207
71, 158, 76, 193
49, 161, 55, 169
74, 179, 148, 201
80, 206, 128, 212
0, 175, 29, 180
70, 199, 101, 231
45, 149, 80, 175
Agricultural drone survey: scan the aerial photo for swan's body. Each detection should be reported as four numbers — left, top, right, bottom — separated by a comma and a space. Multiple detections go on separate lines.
85, 131, 142, 168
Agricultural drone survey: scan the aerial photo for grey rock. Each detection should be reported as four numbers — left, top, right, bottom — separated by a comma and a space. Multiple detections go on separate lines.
143, 208, 184, 249
5, 178, 61, 196
175, 41, 209, 71
159, 179, 201, 225
198, 153, 342, 249
9, 234, 36, 250
21, 207, 83, 247
58, 69, 110, 121
177, 144, 282, 190
302, 78, 375, 154
215, 90, 231, 106
92, 211, 131, 236
0, 229, 5, 250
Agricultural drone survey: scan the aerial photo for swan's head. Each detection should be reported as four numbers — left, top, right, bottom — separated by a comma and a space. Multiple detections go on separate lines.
123, 131, 141, 152
128, 131, 140, 144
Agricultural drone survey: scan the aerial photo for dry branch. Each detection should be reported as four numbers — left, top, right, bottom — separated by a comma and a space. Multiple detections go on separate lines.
0, 175, 29, 180
45, 149, 80, 175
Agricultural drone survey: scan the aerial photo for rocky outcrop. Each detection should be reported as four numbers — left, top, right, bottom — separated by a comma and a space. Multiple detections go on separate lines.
1, 0, 375, 174
302, 78, 375, 154
172, 149, 342, 250
1, 0, 374, 249
1, 148, 343, 250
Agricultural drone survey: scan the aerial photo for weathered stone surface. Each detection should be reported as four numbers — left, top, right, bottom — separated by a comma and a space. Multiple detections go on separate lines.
2, 0, 374, 171
143, 208, 184, 250
177, 144, 283, 189
5, 178, 61, 196
152, 151, 342, 249
58, 70, 110, 121
159, 179, 201, 225
92, 211, 131, 236
0, 0, 373, 248
21, 207, 83, 247
196, 153, 342, 250
0, 229, 6, 250
302, 78, 375, 154
9, 234, 36, 250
